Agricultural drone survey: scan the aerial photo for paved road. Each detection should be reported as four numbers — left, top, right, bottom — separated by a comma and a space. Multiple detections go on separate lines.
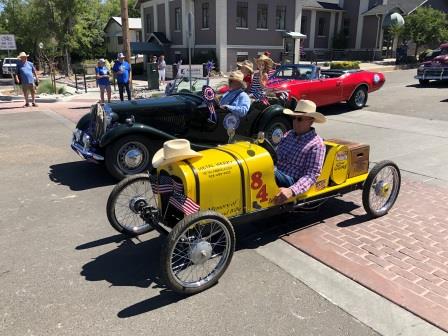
0, 111, 378, 335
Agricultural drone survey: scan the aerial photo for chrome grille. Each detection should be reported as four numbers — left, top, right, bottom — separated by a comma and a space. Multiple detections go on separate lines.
88, 103, 106, 142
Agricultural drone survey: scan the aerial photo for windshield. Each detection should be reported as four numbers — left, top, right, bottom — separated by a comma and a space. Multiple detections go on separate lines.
272, 65, 315, 80
174, 77, 210, 95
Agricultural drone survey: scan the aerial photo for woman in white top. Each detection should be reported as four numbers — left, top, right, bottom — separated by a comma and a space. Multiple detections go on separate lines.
158, 55, 167, 85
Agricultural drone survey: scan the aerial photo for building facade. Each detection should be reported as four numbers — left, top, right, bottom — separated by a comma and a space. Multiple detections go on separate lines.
135, 0, 448, 72
104, 17, 143, 56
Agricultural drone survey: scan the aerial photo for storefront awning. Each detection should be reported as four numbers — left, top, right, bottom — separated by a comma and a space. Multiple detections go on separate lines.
130, 42, 163, 55
283, 32, 307, 39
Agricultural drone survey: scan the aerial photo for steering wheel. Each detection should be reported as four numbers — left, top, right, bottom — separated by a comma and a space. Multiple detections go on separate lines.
257, 138, 277, 165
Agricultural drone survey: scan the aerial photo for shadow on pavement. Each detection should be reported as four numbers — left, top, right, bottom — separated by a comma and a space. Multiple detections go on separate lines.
441, 99, 448, 103
49, 160, 116, 191
318, 103, 365, 116
406, 81, 448, 89
69, 106, 92, 110
78, 196, 366, 317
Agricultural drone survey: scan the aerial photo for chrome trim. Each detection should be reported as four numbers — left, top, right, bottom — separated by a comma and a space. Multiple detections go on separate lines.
71, 140, 104, 161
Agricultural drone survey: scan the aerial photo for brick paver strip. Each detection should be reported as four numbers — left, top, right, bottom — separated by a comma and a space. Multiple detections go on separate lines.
282, 178, 448, 332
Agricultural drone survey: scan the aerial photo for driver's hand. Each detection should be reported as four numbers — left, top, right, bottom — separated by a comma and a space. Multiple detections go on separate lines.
273, 188, 294, 205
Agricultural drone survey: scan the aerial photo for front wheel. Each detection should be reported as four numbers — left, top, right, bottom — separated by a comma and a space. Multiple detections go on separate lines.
362, 160, 401, 218
264, 116, 291, 146
106, 174, 156, 236
160, 211, 235, 295
348, 86, 368, 109
105, 135, 157, 180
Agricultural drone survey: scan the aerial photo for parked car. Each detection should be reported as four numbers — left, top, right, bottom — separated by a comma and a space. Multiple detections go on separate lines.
106, 134, 401, 294
415, 43, 448, 86
71, 78, 291, 179
267, 64, 385, 109
1, 57, 17, 77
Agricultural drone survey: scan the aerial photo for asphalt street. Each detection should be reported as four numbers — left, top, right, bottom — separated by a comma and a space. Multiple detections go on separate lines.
1, 68, 447, 336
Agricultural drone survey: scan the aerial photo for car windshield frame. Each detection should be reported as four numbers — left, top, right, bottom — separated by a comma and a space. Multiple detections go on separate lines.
272, 65, 316, 81
172, 76, 210, 96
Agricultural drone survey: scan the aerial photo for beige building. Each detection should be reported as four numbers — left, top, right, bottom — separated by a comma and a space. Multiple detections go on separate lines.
104, 17, 143, 55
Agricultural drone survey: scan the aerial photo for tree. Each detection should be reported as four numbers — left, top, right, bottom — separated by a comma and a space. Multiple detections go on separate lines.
402, 7, 448, 57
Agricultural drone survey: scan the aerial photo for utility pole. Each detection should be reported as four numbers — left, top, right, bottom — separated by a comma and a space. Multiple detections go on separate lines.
121, 0, 133, 90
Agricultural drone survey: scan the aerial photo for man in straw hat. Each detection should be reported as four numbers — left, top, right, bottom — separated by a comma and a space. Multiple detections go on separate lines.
273, 99, 327, 205
15, 52, 39, 107
219, 70, 251, 118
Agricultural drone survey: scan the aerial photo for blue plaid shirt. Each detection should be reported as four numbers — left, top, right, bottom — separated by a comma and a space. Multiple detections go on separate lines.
276, 128, 326, 195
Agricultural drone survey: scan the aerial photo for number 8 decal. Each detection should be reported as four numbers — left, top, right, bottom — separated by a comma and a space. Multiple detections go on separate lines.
251, 171, 269, 202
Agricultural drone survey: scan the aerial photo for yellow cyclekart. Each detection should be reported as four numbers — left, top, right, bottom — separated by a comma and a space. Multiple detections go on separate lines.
106, 134, 401, 295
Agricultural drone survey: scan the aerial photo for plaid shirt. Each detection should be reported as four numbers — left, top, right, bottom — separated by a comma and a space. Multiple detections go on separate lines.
276, 128, 326, 196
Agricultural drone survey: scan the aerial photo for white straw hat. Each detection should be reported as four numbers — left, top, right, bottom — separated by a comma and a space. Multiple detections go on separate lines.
283, 99, 327, 123
17, 51, 29, 58
152, 139, 202, 168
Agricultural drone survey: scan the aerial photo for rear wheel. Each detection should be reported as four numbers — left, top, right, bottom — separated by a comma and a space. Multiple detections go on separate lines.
264, 116, 291, 146
348, 86, 368, 109
419, 79, 429, 86
105, 135, 157, 180
362, 160, 401, 218
106, 174, 156, 236
160, 211, 235, 295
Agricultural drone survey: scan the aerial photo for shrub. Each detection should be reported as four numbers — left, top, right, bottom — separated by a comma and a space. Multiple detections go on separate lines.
330, 61, 361, 70
37, 79, 65, 94
323, 62, 330, 67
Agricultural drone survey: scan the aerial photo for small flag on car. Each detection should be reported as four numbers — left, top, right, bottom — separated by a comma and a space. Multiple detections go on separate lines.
202, 85, 217, 123
169, 192, 200, 216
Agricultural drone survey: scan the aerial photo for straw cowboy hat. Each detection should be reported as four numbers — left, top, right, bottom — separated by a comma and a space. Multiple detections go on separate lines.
255, 54, 274, 68
228, 70, 246, 88
237, 60, 254, 73
283, 100, 327, 123
17, 51, 29, 58
152, 139, 202, 168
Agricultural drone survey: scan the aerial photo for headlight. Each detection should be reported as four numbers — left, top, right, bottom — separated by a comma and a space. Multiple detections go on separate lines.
73, 129, 82, 142
82, 134, 91, 147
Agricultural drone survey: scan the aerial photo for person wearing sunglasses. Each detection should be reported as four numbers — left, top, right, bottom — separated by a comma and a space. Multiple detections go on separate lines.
273, 100, 327, 205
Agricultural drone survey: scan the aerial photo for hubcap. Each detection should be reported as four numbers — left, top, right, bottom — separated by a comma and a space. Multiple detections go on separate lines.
124, 149, 143, 169
369, 166, 399, 213
271, 128, 284, 145
355, 90, 366, 106
129, 196, 148, 214
190, 240, 213, 264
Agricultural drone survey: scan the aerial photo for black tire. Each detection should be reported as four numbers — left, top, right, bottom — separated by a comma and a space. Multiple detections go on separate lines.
264, 116, 291, 146
362, 160, 401, 218
419, 79, 429, 86
160, 211, 235, 295
106, 173, 156, 237
348, 86, 368, 109
105, 135, 157, 180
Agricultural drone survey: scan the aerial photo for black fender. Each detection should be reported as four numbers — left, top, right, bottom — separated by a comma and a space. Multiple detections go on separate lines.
76, 112, 91, 130
252, 104, 291, 134
99, 123, 176, 147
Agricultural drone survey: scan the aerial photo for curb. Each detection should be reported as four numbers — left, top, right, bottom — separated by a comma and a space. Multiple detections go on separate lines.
0, 95, 60, 103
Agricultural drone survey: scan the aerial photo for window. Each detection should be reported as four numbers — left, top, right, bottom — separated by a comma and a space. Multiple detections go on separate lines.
105, 36, 110, 44
236, 2, 248, 28
137, 31, 142, 42
202, 3, 209, 29
118, 36, 123, 44
276, 6, 286, 30
343, 18, 350, 37
236, 52, 248, 62
145, 14, 152, 35
175, 7, 181, 31
300, 16, 307, 34
257, 4, 268, 29
318, 17, 326, 36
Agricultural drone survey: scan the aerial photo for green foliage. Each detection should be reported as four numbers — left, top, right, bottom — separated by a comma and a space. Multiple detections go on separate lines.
402, 7, 448, 57
323, 62, 330, 67
330, 61, 360, 70
36, 79, 65, 94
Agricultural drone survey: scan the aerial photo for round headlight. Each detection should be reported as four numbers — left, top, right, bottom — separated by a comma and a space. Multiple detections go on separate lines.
82, 134, 91, 146
373, 74, 381, 84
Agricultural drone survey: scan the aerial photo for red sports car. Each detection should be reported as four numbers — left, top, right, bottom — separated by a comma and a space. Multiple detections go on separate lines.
267, 64, 385, 109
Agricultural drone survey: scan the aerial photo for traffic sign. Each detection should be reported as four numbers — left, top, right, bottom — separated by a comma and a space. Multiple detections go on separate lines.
0, 34, 17, 50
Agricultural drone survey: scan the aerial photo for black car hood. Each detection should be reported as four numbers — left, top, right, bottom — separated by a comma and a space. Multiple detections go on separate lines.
107, 95, 193, 114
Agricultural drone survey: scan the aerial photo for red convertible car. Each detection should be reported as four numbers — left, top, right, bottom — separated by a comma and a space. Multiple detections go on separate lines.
267, 64, 385, 109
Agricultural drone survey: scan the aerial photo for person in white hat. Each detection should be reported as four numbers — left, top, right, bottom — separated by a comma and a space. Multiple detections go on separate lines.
15, 52, 39, 107
112, 52, 131, 101
218, 70, 251, 118
273, 99, 327, 205
152, 139, 202, 168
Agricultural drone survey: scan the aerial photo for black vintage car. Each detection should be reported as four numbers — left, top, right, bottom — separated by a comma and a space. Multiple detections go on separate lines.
71, 77, 291, 179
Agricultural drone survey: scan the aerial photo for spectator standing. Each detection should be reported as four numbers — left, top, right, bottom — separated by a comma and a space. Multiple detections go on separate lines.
158, 55, 166, 85
95, 58, 111, 103
15, 52, 39, 107
112, 52, 131, 101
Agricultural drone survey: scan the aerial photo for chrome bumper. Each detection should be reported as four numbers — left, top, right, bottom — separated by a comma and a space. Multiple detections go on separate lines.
71, 139, 104, 161
415, 68, 448, 81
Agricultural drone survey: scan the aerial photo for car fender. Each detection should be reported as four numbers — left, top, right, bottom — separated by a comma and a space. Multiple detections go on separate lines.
99, 123, 176, 147
76, 112, 91, 130
252, 104, 291, 134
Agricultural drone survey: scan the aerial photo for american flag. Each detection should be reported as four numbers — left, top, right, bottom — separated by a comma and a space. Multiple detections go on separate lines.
150, 175, 184, 194
169, 192, 200, 215
253, 89, 270, 106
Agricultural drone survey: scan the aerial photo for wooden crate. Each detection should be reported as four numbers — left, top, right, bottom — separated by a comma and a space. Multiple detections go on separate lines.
326, 139, 370, 178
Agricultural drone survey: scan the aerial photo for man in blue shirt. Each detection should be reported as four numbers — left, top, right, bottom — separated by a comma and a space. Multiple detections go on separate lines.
112, 52, 131, 101
95, 58, 111, 103
15, 52, 39, 107
219, 70, 251, 118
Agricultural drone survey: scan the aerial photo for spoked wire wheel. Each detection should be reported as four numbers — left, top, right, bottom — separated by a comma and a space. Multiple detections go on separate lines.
106, 173, 157, 236
362, 161, 401, 218
161, 211, 235, 295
